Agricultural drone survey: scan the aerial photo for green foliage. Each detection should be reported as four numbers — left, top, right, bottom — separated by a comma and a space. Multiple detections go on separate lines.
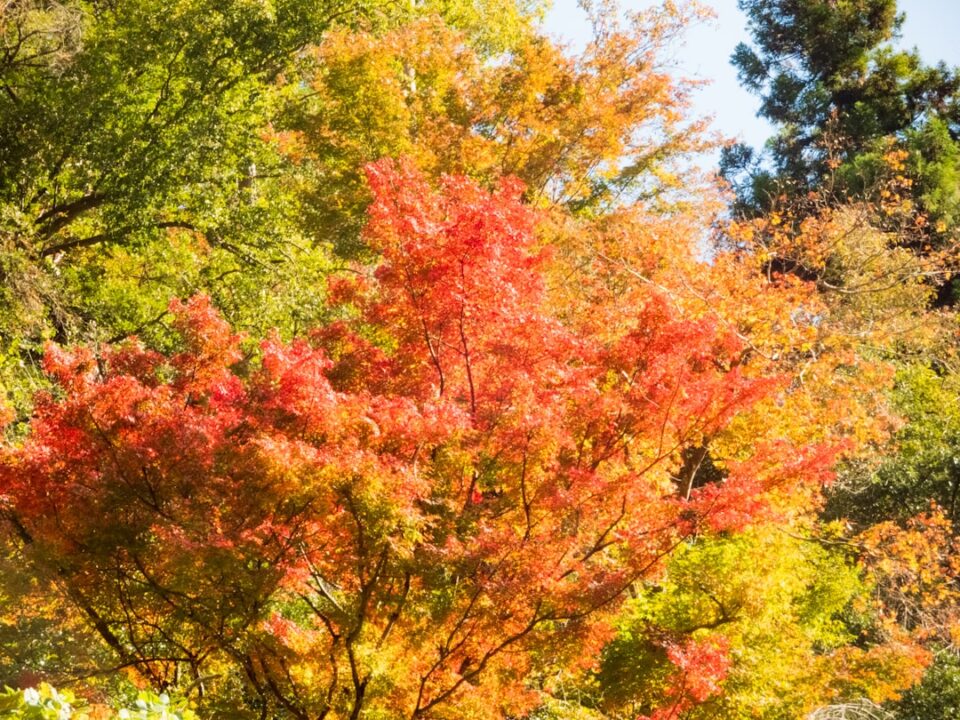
0, 0, 374, 406
404, 0, 544, 53
595, 529, 879, 719
0, 685, 195, 720
0, 685, 78, 720
827, 364, 960, 527
890, 651, 960, 720
905, 119, 960, 232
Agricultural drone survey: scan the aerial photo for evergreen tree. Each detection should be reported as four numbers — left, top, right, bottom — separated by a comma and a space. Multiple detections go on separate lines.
724, 0, 960, 233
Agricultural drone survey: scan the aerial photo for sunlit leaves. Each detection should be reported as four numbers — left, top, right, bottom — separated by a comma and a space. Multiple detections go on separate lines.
0, 163, 831, 719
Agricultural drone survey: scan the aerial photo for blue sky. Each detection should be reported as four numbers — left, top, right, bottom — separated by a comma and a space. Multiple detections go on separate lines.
542, 0, 960, 154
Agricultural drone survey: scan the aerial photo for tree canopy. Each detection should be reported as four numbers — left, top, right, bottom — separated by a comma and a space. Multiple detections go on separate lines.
0, 0, 959, 718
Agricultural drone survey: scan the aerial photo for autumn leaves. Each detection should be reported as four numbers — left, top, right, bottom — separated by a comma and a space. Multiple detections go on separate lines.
0, 0, 959, 718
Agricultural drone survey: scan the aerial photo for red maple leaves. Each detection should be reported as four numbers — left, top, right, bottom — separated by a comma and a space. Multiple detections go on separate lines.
0, 162, 838, 718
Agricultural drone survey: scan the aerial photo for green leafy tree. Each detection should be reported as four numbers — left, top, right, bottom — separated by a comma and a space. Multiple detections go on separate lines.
593, 528, 925, 720
827, 365, 960, 528
0, 0, 388, 413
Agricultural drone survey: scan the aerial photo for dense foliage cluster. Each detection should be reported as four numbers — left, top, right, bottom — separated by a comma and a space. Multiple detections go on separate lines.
0, 0, 959, 718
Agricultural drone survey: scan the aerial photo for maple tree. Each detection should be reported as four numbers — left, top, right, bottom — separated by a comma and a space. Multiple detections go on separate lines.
0, 162, 848, 719
1, 0, 958, 716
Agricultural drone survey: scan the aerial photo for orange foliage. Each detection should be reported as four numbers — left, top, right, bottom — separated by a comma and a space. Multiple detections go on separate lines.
859, 508, 960, 647
290, 3, 715, 246
0, 163, 843, 719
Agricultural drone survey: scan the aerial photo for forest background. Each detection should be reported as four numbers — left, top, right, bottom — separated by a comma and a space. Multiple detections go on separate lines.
1, 0, 960, 719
